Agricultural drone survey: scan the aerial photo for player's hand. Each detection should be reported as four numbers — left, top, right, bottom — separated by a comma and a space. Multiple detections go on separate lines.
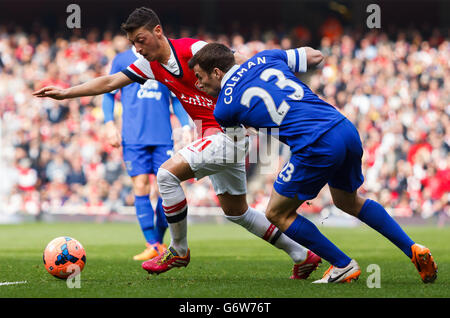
234, 52, 250, 65
104, 121, 122, 148
32, 86, 69, 100
304, 47, 324, 68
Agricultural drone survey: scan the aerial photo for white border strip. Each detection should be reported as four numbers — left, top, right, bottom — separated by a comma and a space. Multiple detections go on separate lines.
0, 281, 27, 286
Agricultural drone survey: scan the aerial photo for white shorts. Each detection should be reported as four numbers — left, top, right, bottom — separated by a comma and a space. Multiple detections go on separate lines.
178, 132, 248, 195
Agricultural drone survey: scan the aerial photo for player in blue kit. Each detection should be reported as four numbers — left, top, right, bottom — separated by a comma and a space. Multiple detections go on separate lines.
188, 43, 438, 284
103, 45, 190, 260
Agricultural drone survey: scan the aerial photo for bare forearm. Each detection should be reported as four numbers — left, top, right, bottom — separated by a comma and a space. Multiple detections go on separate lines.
33, 72, 133, 100
65, 75, 117, 98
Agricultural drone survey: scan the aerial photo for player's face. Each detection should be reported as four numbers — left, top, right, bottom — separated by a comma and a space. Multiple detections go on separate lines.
127, 26, 162, 61
193, 65, 222, 97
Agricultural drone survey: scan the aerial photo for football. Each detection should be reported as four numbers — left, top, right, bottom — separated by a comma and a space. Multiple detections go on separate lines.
43, 237, 86, 279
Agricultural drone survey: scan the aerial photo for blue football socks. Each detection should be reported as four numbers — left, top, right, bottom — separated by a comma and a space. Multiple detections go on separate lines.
285, 214, 352, 268
155, 197, 168, 243
135, 195, 158, 245
358, 199, 415, 258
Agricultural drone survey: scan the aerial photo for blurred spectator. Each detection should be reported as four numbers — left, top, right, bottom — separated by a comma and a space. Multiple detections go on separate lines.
319, 17, 343, 44
45, 153, 71, 183
15, 158, 38, 192
66, 155, 87, 185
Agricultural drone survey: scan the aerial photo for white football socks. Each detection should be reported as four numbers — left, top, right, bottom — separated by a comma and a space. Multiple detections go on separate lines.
225, 207, 308, 263
157, 168, 189, 256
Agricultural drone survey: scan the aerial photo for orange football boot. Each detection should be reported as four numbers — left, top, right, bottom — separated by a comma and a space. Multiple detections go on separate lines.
411, 243, 437, 283
133, 242, 167, 261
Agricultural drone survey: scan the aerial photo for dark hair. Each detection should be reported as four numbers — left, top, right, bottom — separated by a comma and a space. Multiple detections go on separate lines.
121, 7, 161, 33
188, 43, 235, 74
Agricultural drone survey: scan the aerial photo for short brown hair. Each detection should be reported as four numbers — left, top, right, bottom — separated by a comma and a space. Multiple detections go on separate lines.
188, 43, 235, 74
121, 7, 161, 33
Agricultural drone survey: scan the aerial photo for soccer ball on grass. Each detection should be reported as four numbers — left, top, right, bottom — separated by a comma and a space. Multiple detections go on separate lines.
43, 236, 86, 279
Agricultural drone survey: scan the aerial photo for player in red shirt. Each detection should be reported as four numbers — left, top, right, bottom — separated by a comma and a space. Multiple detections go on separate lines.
33, 7, 321, 279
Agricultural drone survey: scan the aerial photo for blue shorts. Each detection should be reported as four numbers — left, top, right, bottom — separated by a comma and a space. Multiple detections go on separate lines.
274, 118, 364, 201
122, 144, 173, 177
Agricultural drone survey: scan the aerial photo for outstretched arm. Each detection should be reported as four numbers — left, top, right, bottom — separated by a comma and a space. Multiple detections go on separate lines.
33, 72, 133, 100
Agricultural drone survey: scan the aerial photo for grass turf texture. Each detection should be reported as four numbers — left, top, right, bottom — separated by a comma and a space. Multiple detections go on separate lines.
0, 222, 448, 298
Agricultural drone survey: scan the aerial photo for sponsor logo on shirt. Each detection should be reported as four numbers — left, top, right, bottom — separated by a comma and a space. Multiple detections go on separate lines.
137, 80, 162, 100
179, 93, 214, 108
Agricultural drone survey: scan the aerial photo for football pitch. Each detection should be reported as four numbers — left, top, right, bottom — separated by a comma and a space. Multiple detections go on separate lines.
0, 222, 448, 298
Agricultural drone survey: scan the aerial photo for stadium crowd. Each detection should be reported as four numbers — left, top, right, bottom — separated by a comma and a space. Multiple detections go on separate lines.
0, 20, 448, 222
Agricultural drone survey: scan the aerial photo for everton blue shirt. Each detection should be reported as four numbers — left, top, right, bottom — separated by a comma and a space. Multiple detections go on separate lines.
214, 48, 345, 154
103, 48, 189, 145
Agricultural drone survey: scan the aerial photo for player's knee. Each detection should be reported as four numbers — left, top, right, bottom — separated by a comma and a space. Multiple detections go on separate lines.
266, 206, 298, 230
218, 193, 248, 216
265, 208, 283, 227
156, 168, 180, 194
133, 183, 149, 196
132, 175, 150, 196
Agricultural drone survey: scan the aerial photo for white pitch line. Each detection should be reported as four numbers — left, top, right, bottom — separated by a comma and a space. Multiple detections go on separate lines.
0, 281, 28, 286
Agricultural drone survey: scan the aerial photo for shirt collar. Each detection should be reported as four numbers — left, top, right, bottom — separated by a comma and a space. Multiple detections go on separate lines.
165, 45, 176, 68
221, 64, 240, 89
161, 42, 180, 75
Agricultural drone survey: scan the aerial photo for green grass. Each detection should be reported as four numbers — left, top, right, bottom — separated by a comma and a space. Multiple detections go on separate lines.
0, 222, 448, 298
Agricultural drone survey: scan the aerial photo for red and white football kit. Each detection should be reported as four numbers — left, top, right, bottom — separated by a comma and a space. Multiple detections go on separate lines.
121, 38, 247, 196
